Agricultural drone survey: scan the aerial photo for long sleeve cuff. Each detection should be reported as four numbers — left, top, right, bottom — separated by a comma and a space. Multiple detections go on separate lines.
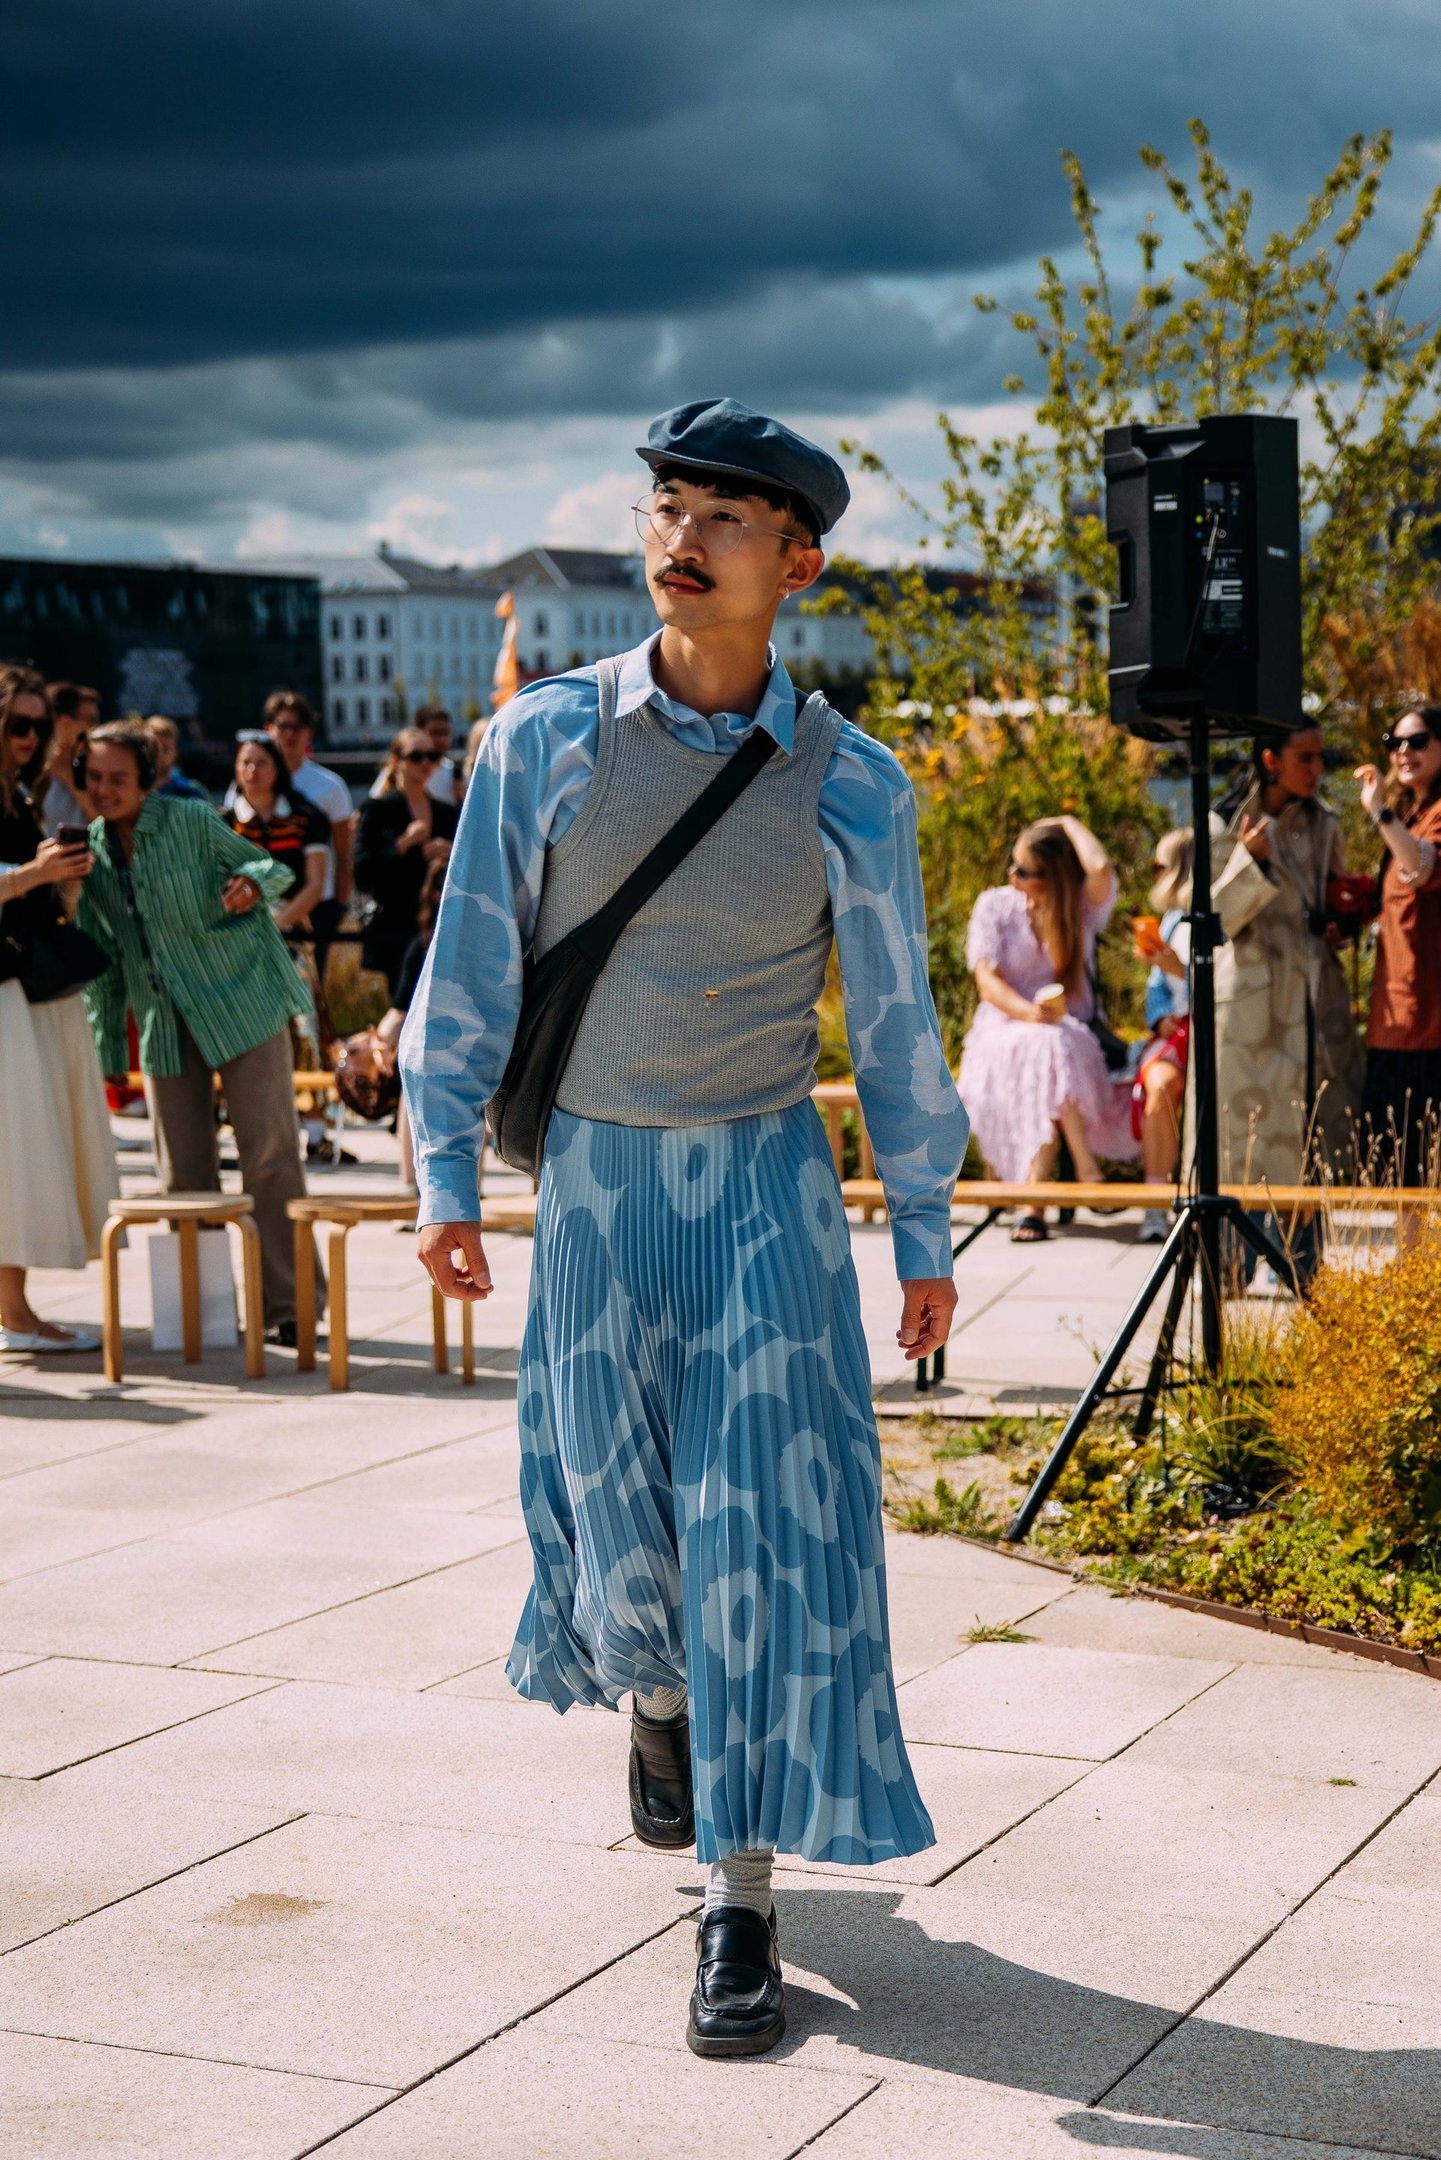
416, 1144, 484, 1227
890, 1197, 958, 1281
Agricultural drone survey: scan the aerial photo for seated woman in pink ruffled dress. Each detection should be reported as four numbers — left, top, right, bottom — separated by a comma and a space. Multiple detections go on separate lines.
957, 815, 1139, 1242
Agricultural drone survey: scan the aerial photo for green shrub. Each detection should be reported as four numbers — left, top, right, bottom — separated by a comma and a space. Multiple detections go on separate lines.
1274, 1225, 1441, 1556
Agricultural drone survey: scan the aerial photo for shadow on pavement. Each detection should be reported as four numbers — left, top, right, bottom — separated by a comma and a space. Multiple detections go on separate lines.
773, 1887, 1440, 2155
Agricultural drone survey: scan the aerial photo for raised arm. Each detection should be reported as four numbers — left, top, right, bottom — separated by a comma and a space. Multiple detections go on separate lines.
1054, 814, 1115, 909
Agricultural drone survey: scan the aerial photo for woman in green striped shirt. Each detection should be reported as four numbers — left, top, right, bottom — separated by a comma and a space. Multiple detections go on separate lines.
77, 723, 322, 1340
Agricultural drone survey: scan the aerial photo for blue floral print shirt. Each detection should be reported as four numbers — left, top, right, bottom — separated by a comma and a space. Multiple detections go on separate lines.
400, 635, 968, 1278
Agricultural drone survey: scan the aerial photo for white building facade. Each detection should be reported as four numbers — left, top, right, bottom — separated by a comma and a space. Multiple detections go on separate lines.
250, 545, 888, 748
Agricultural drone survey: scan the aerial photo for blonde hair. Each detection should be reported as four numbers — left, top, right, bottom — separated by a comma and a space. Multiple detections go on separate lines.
1150, 827, 1193, 914
1016, 819, 1086, 996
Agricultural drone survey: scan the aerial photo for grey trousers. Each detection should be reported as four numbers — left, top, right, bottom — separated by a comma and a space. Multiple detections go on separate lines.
146, 1023, 322, 1327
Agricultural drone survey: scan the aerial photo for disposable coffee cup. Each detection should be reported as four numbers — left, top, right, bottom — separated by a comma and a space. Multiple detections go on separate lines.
1035, 982, 1067, 1019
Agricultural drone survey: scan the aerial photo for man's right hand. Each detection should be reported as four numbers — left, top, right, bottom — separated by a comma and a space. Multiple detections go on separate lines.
416, 1221, 493, 1301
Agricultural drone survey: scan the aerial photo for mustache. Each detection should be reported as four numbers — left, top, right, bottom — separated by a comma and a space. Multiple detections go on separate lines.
655, 559, 715, 590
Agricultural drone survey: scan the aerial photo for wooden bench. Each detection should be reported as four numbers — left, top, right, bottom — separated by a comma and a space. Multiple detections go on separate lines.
126, 1068, 338, 1106
101, 1192, 264, 1384
285, 1192, 539, 1392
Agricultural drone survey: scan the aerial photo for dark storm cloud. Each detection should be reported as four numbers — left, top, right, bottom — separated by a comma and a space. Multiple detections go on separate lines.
10, 0, 1439, 374
4, 0, 1440, 537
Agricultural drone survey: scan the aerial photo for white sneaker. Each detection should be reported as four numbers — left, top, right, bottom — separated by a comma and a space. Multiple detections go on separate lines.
0, 1325, 100, 1354
1138, 1209, 1170, 1243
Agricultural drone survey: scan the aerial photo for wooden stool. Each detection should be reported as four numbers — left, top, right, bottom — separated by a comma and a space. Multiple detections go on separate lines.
100, 1193, 265, 1385
286, 1196, 479, 1392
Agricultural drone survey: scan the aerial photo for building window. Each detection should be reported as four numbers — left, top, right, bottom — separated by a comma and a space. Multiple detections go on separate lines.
450, 615, 460, 641
534, 610, 548, 636
573, 611, 585, 635
381, 696, 395, 725
329, 613, 343, 641
353, 614, 366, 639
376, 613, 390, 639
330, 654, 344, 682
354, 653, 368, 682
332, 696, 346, 726
790, 626, 804, 649
591, 611, 600, 636
432, 613, 442, 638
606, 612, 615, 636
535, 649, 549, 672
450, 654, 461, 681
468, 616, 478, 641
378, 653, 391, 681
356, 696, 369, 724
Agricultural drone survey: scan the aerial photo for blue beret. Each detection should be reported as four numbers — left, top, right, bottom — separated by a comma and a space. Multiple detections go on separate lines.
638, 398, 849, 537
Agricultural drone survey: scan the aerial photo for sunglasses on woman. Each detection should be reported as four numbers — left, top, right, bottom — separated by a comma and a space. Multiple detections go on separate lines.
3, 718, 40, 739
1008, 860, 1044, 881
1382, 725, 1437, 755
401, 750, 439, 766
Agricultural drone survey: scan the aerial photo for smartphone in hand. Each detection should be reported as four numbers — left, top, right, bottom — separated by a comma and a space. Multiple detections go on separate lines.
56, 824, 90, 850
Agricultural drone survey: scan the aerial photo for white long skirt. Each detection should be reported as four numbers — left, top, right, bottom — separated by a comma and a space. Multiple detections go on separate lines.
0, 978, 118, 1269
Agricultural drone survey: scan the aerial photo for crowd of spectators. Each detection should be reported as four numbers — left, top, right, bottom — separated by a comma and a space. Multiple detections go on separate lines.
2, 660, 1439, 1354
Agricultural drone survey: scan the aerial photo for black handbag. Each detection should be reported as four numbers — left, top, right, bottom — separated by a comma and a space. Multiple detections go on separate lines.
1085, 964, 1130, 1073
1, 917, 110, 1005
486, 724, 779, 1176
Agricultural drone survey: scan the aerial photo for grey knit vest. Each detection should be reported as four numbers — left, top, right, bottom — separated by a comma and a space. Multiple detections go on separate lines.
534, 655, 842, 1126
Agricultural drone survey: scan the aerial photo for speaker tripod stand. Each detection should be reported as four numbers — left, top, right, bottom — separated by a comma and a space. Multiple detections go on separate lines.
1004, 701, 1301, 1543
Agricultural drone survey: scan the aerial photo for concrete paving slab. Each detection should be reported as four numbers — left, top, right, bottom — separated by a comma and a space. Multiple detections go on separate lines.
298, 1426, 521, 1514
1126, 1661, 1441, 1790
937, 1757, 1398, 1927
776, 1743, 1086, 1887
157, 1493, 514, 1568
0, 1657, 271, 1777
0, 1774, 296, 1952
57, 1678, 637, 1847
0, 1813, 701, 2086
884, 1574, 1070, 1685
0, 1536, 476, 1665
801, 2076, 1396, 2159
0, 1501, 191, 1581
0, 1397, 195, 1480
186, 1539, 533, 1689
316, 2027, 874, 2158
0, 2030, 386, 2160
1111, 1983, 1441, 2155
533, 1874, 1256, 2099
1023, 1585, 1388, 1670
898, 1642, 1232, 1760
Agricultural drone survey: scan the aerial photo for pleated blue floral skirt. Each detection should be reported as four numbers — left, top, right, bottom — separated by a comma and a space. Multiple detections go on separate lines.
505, 1100, 936, 1867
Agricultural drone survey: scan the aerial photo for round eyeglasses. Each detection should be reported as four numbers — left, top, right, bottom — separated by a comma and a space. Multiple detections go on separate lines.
633, 495, 803, 556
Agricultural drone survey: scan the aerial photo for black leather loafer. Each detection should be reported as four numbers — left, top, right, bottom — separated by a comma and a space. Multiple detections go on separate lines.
687, 1904, 785, 2058
629, 1703, 694, 1848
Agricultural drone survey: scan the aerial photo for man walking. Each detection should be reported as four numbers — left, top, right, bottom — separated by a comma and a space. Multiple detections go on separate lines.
402, 400, 967, 2056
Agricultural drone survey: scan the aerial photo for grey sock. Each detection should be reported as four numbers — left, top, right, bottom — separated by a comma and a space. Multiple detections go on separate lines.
705, 1847, 775, 1919
634, 1683, 687, 1722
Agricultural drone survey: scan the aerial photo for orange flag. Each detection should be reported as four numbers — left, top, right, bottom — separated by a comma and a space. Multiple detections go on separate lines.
492, 591, 521, 710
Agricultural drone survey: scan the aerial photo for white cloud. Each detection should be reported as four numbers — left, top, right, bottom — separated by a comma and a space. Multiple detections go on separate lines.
543, 470, 640, 551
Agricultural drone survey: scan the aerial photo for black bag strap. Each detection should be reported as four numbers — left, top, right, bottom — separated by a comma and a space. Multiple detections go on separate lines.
566, 719, 779, 964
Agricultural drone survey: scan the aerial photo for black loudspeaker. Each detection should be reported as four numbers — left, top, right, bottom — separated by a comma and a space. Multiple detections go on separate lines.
1104, 412, 1302, 742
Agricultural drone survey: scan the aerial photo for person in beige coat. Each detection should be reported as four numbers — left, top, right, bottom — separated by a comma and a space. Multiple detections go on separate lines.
1203, 725, 1364, 1281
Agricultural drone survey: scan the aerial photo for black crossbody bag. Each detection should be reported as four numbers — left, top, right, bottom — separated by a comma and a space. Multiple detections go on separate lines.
485, 723, 779, 1177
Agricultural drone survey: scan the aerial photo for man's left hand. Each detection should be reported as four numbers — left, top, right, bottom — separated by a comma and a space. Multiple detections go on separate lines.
897, 1277, 958, 1362
221, 875, 261, 914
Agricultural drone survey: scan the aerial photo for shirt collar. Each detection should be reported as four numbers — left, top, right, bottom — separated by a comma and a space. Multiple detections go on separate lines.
614, 632, 798, 756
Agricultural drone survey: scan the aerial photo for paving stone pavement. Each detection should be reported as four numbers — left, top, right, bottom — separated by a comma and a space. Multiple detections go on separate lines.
1, 1123, 1438, 2156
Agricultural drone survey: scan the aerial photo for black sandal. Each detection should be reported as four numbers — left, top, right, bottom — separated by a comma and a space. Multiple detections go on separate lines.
1010, 1213, 1049, 1243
